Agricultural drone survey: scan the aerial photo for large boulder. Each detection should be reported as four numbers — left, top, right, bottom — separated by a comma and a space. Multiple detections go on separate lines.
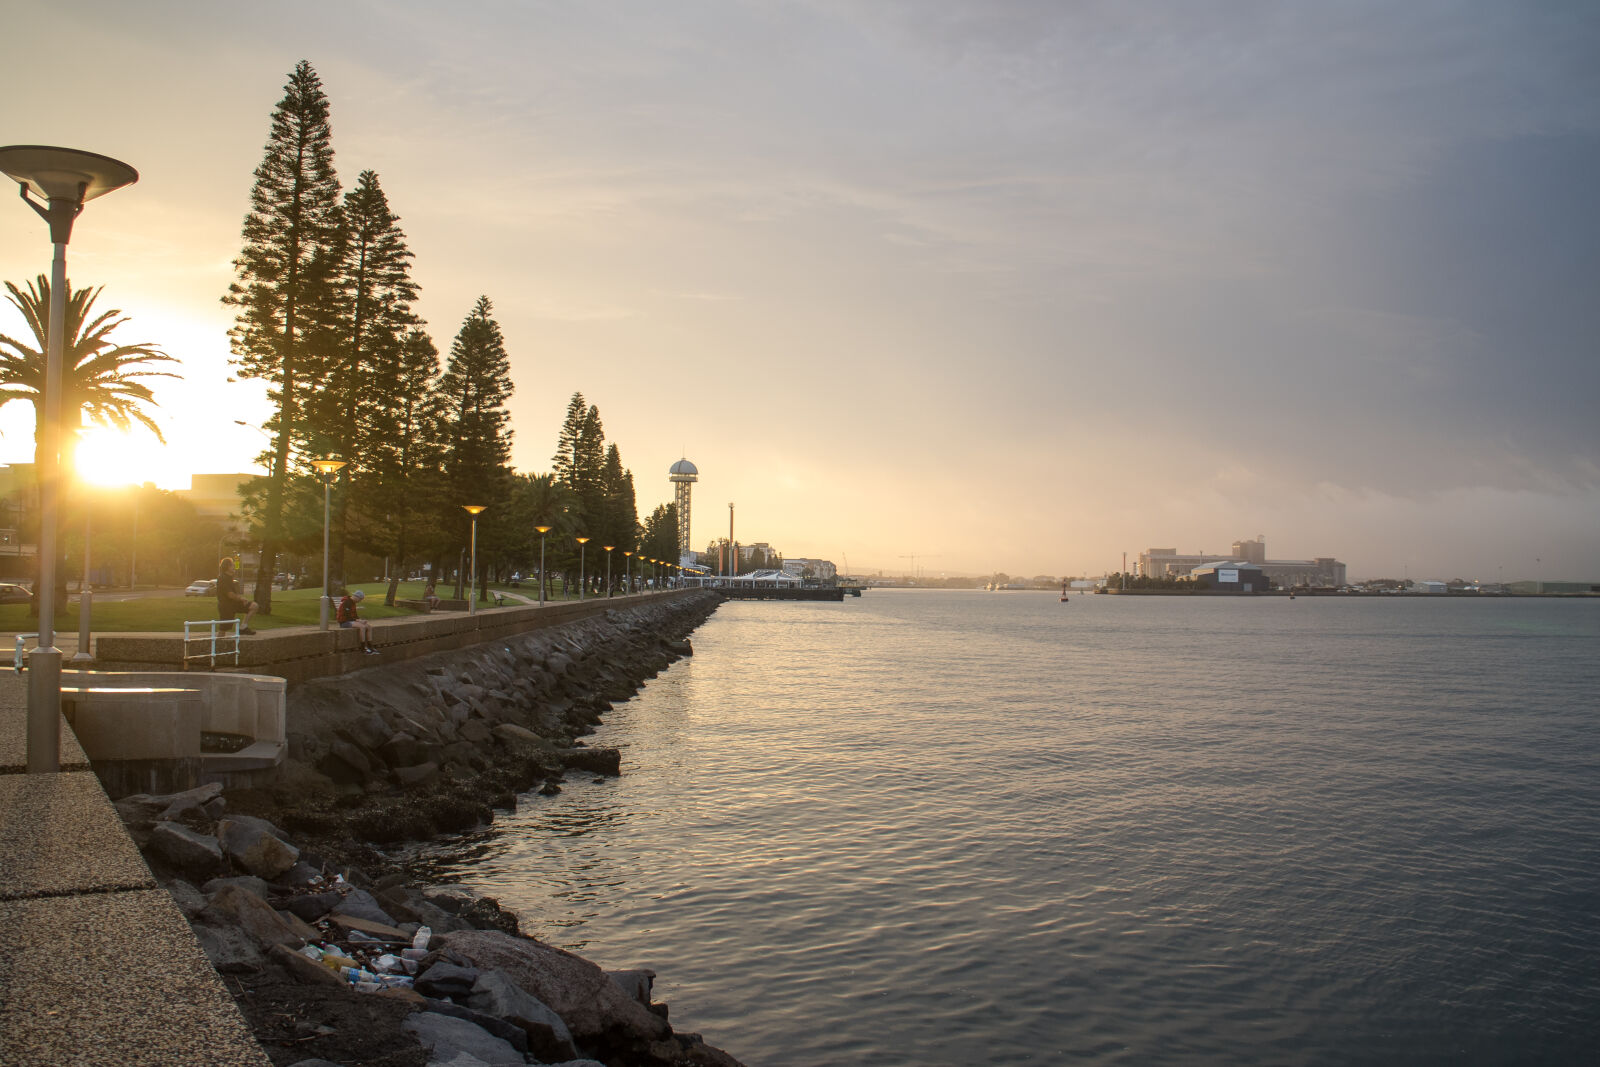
115, 782, 224, 832
194, 922, 265, 973
318, 740, 374, 784
217, 816, 300, 879
415, 962, 480, 999
467, 969, 578, 1063
148, 821, 225, 879
401, 1011, 524, 1067
282, 889, 342, 923
331, 887, 399, 927
198, 884, 305, 949
202, 875, 270, 899
442, 930, 670, 1046
419, 999, 529, 1054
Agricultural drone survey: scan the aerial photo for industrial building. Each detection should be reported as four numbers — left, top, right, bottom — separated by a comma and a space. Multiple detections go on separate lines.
1139, 537, 1346, 589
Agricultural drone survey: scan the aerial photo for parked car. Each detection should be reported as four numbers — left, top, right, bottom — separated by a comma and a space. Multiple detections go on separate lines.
184, 579, 216, 597
0, 582, 31, 604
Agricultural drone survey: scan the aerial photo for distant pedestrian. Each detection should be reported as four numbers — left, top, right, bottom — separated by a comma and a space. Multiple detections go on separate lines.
337, 589, 378, 654
423, 578, 440, 613
216, 558, 257, 635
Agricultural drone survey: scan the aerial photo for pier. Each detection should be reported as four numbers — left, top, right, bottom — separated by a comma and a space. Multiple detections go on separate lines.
716, 586, 847, 601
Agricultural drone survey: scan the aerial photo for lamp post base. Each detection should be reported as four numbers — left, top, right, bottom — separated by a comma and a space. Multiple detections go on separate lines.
71, 588, 94, 662
319, 596, 331, 630
26, 645, 63, 773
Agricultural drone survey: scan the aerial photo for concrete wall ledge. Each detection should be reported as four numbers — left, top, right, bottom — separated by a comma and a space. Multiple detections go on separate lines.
56, 670, 289, 797
92, 590, 699, 685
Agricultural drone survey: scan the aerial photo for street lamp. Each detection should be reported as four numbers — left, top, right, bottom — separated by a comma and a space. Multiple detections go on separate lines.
603, 545, 614, 597
0, 145, 137, 774
534, 524, 552, 606
460, 508, 483, 617
575, 536, 589, 601
462, 505, 486, 615
623, 550, 634, 594
312, 456, 347, 629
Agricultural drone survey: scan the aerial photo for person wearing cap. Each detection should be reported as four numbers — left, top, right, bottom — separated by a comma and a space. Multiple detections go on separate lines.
336, 588, 378, 654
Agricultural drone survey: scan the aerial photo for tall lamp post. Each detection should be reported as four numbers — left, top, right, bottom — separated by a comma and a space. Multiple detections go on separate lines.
0, 145, 137, 774
603, 545, 614, 597
575, 537, 589, 601
463, 505, 486, 615
534, 524, 551, 606
623, 550, 634, 594
312, 457, 347, 629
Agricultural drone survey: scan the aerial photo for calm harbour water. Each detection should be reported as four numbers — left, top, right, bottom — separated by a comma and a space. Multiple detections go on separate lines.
417, 591, 1600, 1065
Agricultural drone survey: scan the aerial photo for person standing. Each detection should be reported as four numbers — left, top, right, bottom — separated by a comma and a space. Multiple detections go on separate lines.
216, 557, 258, 635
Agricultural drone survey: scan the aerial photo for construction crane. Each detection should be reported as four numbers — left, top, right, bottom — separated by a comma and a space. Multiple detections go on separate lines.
898, 553, 941, 580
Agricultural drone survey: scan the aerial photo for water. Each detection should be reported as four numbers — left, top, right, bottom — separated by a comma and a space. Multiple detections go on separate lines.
415, 591, 1600, 1065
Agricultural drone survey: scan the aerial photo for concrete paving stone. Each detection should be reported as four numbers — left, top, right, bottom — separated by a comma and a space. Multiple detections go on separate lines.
0, 889, 271, 1066
0, 676, 89, 774
0, 771, 156, 900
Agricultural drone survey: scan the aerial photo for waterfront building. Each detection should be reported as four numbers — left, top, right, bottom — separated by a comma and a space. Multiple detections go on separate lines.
1189, 562, 1267, 593
1139, 537, 1346, 588
782, 557, 838, 580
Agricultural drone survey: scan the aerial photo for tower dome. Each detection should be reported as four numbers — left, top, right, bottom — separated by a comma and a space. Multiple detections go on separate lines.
669, 458, 698, 480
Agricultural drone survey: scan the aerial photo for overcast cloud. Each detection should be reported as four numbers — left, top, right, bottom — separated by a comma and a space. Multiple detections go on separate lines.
1, 1, 1595, 578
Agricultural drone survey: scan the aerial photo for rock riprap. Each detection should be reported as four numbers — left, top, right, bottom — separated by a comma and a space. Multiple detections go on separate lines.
114, 593, 742, 1066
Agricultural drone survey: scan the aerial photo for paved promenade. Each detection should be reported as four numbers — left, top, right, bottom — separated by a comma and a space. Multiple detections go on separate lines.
0, 675, 270, 1066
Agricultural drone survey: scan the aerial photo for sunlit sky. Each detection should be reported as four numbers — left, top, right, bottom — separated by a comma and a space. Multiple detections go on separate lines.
2, 1, 1596, 579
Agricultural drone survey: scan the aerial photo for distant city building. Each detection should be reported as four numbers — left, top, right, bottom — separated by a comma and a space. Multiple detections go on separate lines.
781, 557, 838, 580
1139, 536, 1346, 588
739, 542, 774, 564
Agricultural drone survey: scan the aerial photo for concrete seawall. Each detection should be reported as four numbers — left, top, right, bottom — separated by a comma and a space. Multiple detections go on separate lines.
94, 589, 695, 684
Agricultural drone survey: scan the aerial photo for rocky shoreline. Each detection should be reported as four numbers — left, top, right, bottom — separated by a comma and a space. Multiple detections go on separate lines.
113, 591, 742, 1067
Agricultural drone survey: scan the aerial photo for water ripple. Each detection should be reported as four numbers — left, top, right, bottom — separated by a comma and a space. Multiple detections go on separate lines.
415, 593, 1600, 1066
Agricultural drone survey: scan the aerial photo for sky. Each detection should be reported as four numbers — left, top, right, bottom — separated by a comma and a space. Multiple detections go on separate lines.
1, 0, 1596, 581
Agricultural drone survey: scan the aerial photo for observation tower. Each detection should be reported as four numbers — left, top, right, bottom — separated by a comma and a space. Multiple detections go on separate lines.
668, 458, 698, 565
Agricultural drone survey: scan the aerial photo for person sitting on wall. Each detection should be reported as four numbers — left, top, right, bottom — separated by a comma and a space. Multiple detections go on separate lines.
216, 557, 257, 635
423, 578, 440, 613
337, 589, 378, 655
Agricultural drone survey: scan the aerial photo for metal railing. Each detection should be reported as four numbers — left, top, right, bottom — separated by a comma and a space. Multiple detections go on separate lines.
183, 619, 241, 669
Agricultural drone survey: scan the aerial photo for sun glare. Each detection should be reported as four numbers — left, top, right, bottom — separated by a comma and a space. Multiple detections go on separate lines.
75, 426, 195, 490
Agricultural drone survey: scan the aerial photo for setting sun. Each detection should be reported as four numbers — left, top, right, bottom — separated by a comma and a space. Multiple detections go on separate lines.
74, 424, 195, 490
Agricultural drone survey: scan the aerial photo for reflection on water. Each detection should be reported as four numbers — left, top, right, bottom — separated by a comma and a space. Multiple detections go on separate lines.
414, 593, 1600, 1066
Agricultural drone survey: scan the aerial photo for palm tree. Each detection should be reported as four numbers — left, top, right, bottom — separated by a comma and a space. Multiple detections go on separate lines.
0, 275, 178, 607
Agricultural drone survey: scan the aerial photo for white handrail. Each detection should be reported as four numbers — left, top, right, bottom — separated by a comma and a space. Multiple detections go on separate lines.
183, 619, 241, 669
